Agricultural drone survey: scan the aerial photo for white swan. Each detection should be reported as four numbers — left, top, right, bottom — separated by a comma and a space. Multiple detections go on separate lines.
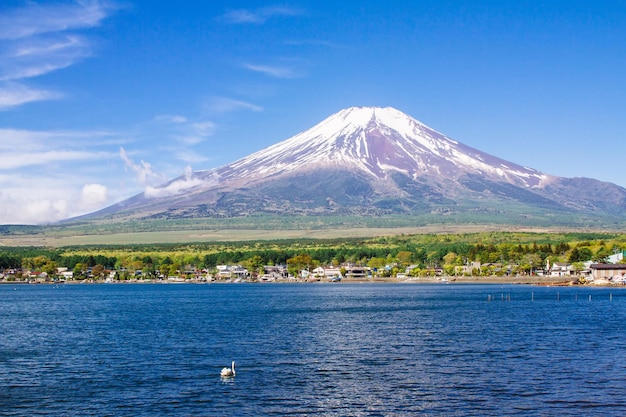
220, 361, 236, 377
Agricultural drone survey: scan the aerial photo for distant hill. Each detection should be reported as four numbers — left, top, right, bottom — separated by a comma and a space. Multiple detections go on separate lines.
72, 106, 626, 228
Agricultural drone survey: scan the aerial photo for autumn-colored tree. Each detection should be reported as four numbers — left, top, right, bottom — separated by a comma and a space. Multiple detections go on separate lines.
91, 264, 105, 279
287, 253, 313, 277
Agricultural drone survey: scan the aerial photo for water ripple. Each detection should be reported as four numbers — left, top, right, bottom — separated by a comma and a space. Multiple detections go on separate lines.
1, 284, 626, 415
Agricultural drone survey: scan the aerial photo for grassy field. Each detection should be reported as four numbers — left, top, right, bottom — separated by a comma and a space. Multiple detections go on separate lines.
2, 211, 625, 247
0, 223, 600, 247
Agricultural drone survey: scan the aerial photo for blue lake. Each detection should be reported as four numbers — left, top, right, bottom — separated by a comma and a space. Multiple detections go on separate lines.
1, 283, 625, 416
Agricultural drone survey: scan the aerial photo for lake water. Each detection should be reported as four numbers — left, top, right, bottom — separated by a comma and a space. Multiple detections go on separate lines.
1, 283, 625, 416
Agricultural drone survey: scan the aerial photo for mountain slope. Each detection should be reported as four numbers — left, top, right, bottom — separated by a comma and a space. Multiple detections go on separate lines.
82, 106, 626, 224
208, 106, 551, 188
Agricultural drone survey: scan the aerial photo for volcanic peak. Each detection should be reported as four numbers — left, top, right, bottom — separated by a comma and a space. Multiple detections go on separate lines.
77, 105, 626, 224
217, 106, 549, 188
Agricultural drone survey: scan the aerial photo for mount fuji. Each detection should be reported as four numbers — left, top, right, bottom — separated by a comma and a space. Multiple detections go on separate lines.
86, 106, 626, 225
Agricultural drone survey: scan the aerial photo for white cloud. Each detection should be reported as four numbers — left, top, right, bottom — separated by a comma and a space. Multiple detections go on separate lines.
154, 114, 188, 124
175, 149, 210, 165
173, 121, 215, 145
0, 127, 116, 167
151, 114, 215, 145
243, 63, 299, 79
0, 197, 67, 224
0, 184, 109, 225
0, 1, 116, 40
119, 147, 167, 187
0, 1, 119, 109
79, 183, 108, 211
144, 166, 216, 199
0, 127, 116, 149
0, 150, 105, 169
221, 6, 303, 24
144, 116, 216, 166
0, 82, 61, 110
0, 184, 112, 224
207, 97, 263, 113
13, 34, 85, 57
0, 34, 91, 82
0, 160, 118, 224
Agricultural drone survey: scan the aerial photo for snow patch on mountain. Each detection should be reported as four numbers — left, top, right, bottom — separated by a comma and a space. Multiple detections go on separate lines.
218, 106, 551, 189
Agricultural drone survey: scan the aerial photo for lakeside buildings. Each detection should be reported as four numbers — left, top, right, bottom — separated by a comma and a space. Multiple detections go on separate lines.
2, 258, 626, 285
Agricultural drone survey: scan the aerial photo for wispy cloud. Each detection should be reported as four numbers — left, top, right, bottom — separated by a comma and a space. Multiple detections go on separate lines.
0, 127, 118, 151
153, 114, 188, 124
284, 39, 344, 49
0, 34, 92, 81
0, 150, 107, 169
0, 1, 116, 40
183, 121, 216, 143
151, 115, 216, 146
145, 167, 218, 199
0, 127, 117, 163
155, 118, 215, 165
243, 63, 300, 79
175, 150, 210, 165
119, 147, 167, 187
0, 83, 61, 110
0, 0, 119, 109
221, 6, 304, 24
207, 97, 264, 114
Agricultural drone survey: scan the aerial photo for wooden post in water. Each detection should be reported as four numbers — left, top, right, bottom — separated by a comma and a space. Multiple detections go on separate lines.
531, 291, 534, 302
610, 293, 613, 302
589, 294, 592, 301
557, 291, 560, 301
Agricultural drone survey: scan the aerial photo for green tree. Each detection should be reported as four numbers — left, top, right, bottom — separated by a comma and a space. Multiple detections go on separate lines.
73, 263, 85, 280
244, 255, 264, 276
367, 257, 387, 270
42, 260, 57, 278
287, 253, 313, 277
568, 247, 593, 263
396, 251, 413, 266
594, 246, 612, 262
519, 253, 543, 275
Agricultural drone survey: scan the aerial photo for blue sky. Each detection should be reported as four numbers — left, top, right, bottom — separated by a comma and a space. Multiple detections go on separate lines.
1, 0, 625, 224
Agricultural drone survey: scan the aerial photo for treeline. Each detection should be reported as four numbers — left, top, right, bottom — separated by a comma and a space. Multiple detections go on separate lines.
1, 232, 624, 276
0, 250, 118, 270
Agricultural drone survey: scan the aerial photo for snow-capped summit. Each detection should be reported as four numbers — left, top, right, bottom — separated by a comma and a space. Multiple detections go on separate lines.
216, 106, 550, 189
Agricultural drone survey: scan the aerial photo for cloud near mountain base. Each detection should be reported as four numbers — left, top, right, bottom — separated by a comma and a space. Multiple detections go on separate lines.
0, 182, 110, 224
144, 167, 218, 199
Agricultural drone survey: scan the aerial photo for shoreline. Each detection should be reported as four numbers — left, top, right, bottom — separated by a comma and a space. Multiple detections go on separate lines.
3, 275, 623, 287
